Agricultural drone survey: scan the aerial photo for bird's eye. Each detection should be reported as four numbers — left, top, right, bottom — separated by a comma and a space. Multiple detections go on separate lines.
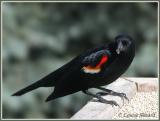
122, 40, 128, 46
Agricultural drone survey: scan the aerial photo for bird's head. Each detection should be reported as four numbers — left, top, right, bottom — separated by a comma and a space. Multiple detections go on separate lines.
115, 34, 134, 55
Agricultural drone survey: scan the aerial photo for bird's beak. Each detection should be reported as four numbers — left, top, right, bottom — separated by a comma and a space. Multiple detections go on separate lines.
116, 42, 123, 54
116, 48, 120, 54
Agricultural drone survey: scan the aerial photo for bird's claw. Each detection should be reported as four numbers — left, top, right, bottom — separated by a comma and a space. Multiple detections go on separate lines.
102, 99, 120, 107
95, 91, 129, 106
98, 97, 120, 107
96, 91, 129, 102
118, 93, 129, 102
107, 100, 120, 107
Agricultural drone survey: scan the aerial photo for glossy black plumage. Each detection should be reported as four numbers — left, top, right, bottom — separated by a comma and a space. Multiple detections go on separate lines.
12, 34, 135, 104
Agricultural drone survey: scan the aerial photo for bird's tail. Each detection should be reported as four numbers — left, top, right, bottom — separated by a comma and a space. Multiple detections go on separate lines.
12, 70, 59, 96
12, 81, 43, 96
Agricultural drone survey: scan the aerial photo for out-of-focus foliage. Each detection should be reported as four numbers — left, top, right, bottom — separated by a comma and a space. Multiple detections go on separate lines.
2, 2, 158, 119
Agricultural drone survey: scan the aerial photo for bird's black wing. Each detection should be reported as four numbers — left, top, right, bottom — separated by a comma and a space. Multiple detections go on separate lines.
53, 45, 110, 75
82, 49, 111, 66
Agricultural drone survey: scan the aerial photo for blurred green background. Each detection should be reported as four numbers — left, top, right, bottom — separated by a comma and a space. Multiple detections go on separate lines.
2, 2, 158, 119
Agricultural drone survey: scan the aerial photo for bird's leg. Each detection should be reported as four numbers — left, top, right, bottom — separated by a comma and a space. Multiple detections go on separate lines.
96, 91, 109, 96
96, 87, 129, 102
82, 90, 119, 107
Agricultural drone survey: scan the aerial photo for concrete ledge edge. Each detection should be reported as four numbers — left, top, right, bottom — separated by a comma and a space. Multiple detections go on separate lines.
71, 77, 158, 119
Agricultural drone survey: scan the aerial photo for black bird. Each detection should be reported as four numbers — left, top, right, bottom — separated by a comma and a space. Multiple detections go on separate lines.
12, 34, 135, 106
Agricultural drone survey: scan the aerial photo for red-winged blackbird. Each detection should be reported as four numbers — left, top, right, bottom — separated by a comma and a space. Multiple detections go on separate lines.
12, 34, 135, 106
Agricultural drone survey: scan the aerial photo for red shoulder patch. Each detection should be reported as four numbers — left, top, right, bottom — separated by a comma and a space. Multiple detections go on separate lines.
96, 55, 108, 68
82, 55, 108, 74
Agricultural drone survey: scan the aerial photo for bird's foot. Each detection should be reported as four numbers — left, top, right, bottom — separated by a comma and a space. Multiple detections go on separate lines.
92, 94, 120, 107
99, 98, 120, 107
110, 91, 129, 102
83, 89, 119, 107
96, 91, 129, 105
96, 91, 129, 101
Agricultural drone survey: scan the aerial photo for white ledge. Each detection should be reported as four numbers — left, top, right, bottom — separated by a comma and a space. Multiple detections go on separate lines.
71, 77, 158, 119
